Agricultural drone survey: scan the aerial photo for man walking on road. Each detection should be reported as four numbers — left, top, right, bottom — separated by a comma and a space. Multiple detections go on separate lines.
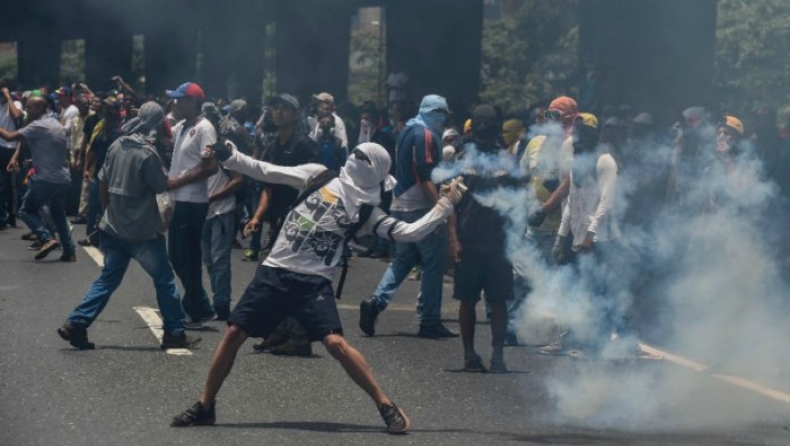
166, 82, 219, 326
0, 96, 76, 261
359, 94, 458, 339
57, 102, 200, 350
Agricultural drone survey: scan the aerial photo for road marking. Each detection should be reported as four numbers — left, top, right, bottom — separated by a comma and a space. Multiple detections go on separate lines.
639, 342, 790, 405
133, 306, 192, 356
82, 246, 104, 267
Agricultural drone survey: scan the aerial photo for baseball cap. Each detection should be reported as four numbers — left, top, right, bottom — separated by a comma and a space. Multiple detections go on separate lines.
229, 99, 247, 114
166, 82, 205, 101
722, 115, 745, 136
56, 86, 72, 96
312, 92, 334, 103
268, 93, 299, 110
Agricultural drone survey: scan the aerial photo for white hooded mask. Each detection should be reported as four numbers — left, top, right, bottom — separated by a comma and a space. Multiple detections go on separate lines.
337, 142, 396, 221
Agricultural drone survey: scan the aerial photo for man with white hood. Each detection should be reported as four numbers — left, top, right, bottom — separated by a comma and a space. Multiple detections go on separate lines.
170, 141, 466, 433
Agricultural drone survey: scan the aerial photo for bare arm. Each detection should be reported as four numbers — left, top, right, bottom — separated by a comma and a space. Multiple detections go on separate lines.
2, 89, 22, 120
208, 171, 243, 203
0, 126, 24, 143
168, 156, 218, 190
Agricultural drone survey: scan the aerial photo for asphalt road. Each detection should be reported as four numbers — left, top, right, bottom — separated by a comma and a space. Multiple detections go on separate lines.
1, 225, 790, 446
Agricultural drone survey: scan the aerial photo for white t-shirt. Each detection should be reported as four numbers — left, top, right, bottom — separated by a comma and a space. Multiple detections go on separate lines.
559, 152, 619, 246
0, 100, 19, 149
222, 151, 454, 280
169, 117, 217, 203
60, 104, 79, 148
206, 141, 238, 218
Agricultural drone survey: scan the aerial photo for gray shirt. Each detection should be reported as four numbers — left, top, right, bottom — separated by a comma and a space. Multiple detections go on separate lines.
98, 134, 169, 242
19, 116, 70, 184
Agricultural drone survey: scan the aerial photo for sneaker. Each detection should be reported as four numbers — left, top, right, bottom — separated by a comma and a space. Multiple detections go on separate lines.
379, 402, 411, 434
21, 232, 37, 241
212, 307, 230, 321
241, 250, 259, 262
161, 333, 202, 349
417, 323, 459, 339
77, 239, 94, 247
57, 322, 95, 350
463, 354, 487, 373
270, 342, 313, 357
252, 336, 288, 352
59, 252, 77, 262
359, 299, 379, 336
34, 239, 60, 260
27, 240, 43, 250
184, 314, 215, 330
171, 401, 216, 427
489, 357, 508, 373
567, 349, 586, 359
538, 342, 566, 355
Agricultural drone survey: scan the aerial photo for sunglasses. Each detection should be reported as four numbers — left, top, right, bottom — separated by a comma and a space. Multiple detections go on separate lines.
352, 148, 372, 165
544, 109, 564, 121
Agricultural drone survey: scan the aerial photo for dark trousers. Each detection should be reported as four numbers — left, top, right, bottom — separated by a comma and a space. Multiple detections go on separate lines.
168, 201, 214, 320
19, 179, 74, 254
0, 149, 17, 226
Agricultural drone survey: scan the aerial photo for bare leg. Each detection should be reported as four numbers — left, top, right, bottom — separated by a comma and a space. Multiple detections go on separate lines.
489, 300, 507, 359
199, 324, 248, 407
323, 334, 390, 407
459, 300, 477, 358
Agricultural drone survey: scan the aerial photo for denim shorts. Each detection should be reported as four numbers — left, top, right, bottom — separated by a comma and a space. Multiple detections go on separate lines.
228, 265, 342, 340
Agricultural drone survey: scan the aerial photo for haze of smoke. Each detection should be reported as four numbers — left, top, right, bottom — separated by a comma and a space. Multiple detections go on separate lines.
446, 122, 790, 430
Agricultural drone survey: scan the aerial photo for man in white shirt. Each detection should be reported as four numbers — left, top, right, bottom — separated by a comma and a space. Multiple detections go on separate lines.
0, 83, 23, 229
165, 82, 220, 326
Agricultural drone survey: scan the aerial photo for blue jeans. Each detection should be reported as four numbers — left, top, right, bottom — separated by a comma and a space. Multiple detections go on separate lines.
85, 178, 101, 243
68, 232, 185, 336
168, 201, 214, 320
508, 228, 556, 335
370, 209, 446, 326
201, 211, 235, 312
19, 179, 74, 254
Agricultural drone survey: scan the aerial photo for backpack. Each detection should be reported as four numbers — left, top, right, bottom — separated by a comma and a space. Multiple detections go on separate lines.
289, 169, 374, 300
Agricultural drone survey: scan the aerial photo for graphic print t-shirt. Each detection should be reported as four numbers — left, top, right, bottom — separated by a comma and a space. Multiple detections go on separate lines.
263, 181, 353, 280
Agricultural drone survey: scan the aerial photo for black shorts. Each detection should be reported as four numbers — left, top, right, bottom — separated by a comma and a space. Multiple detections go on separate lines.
227, 265, 342, 341
453, 250, 514, 303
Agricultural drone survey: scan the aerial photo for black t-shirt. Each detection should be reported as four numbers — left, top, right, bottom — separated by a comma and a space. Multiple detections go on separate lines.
91, 119, 123, 179
454, 145, 528, 254
261, 132, 321, 225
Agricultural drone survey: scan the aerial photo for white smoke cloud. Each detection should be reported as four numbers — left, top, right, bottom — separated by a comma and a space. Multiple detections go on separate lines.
447, 118, 790, 430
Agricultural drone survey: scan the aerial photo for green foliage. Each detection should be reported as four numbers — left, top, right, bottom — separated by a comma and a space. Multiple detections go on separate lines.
348, 26, 384, 106
59, 40, 85, 85
480, 0, 579, 115
715, 0, 790, 111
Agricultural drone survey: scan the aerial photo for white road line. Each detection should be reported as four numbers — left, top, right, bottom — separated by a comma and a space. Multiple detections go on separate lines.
639, 342, 790, 405
133, 306, 192, 356
82, 246, 104, 267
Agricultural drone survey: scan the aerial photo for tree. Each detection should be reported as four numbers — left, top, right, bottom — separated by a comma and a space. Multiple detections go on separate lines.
480, 0, 579, 116
715, 0, 790, 112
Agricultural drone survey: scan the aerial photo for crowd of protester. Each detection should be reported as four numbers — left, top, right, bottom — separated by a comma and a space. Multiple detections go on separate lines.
2, 74, 790, 433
